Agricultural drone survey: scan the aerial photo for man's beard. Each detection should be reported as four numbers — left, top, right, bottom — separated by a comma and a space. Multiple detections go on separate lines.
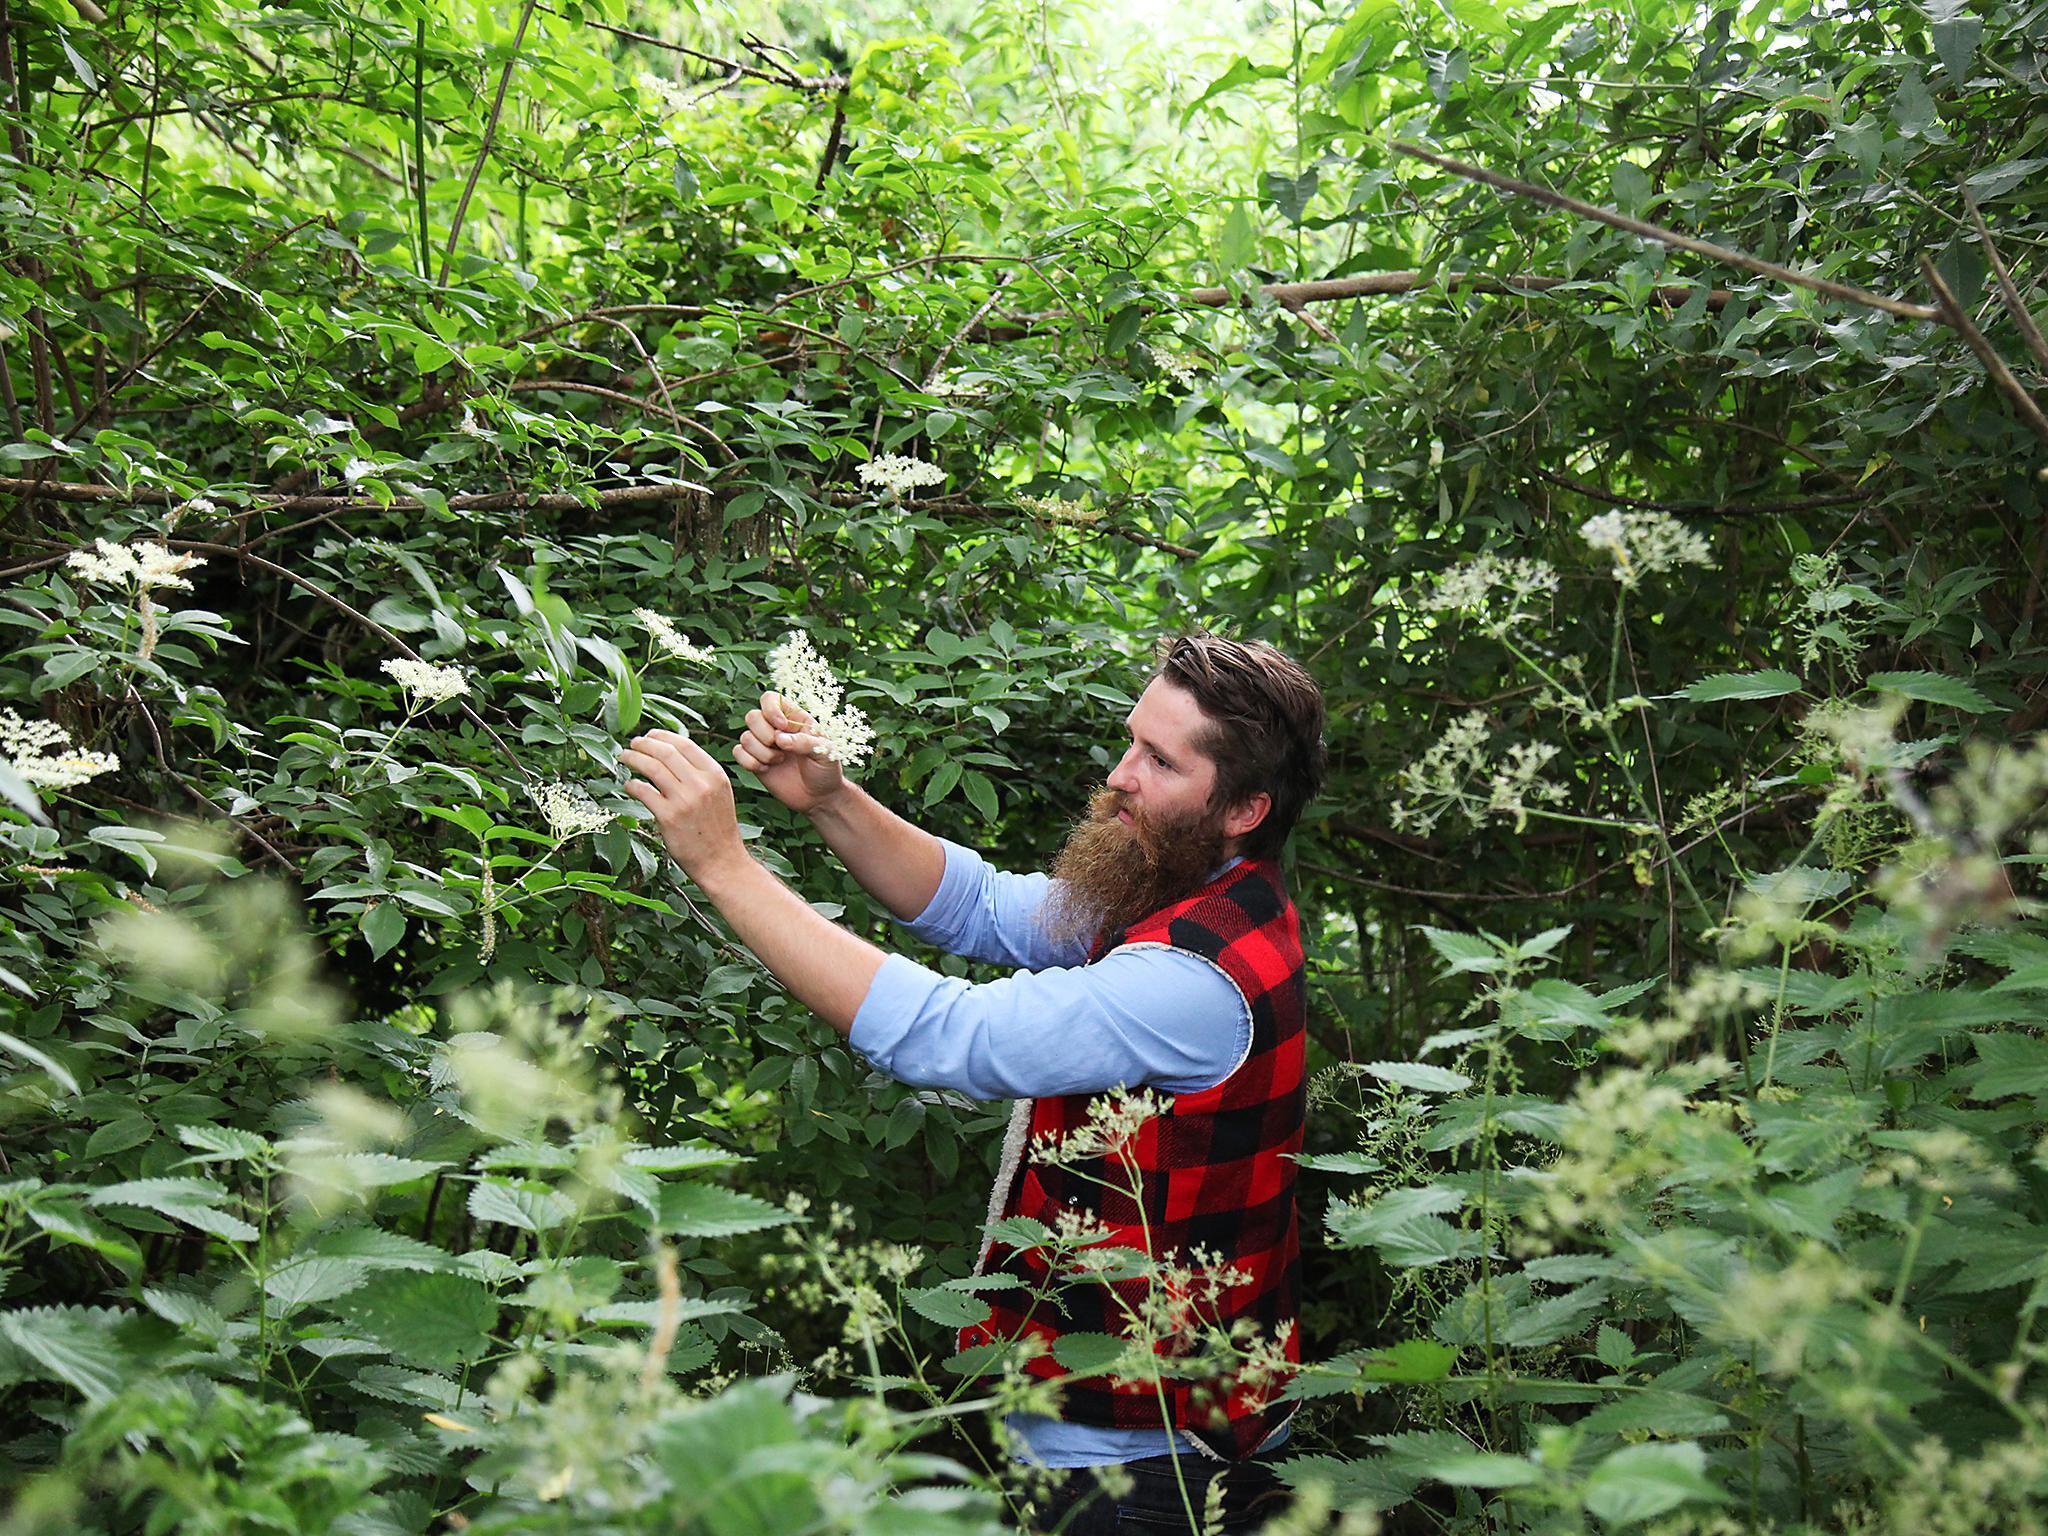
1041, 787, 1231, 950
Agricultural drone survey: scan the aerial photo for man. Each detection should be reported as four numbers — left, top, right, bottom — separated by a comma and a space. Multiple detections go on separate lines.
618, 632, 1326, 1534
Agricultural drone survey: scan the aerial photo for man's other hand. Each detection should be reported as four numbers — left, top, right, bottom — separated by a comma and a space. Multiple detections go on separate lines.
619, 729, 747, 879
734, 691, 847, 814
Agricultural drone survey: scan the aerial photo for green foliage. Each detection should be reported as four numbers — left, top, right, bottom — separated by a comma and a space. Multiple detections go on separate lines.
2, 0, 2045, 1527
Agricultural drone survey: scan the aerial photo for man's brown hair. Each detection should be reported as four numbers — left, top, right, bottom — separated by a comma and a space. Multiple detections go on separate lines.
1152, 632, 1326, 859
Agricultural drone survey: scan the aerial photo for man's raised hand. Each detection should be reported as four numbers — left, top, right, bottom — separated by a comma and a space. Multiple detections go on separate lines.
734, 691, 848, 814
619, 728, 747, 880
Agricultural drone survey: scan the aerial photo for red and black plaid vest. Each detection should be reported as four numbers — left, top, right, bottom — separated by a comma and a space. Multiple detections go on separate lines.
958, 857, 1306, 1460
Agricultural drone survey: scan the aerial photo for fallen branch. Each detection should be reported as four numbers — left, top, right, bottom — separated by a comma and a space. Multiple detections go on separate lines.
1391, 140, 1940, 324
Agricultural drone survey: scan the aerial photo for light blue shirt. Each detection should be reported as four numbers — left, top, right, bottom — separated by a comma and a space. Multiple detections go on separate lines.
846, 839, 1289, 1467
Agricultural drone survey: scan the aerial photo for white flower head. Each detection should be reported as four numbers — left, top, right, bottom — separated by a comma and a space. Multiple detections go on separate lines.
1423, 554, 1558, 635
765, 630, 873, 768
380, 657, 470, 707
1017, 492, 1104, 526
0, 708, 117, 791
65, 537, 205, 592
1144, 343, 1199, 388
632, 608, 714, 665
856, 453, 946, 497
531, 779, 616, 840
1579, 510, 1714, 588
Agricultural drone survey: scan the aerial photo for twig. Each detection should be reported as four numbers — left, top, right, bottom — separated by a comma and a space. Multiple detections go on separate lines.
543, 5, 845, 92
438, 0, 539, 288
1392, 140, 1941, 323
813, 85, 849, 187
1964, 190, 2048, 373
923, 270, 1019, 389
1178, 269, 1732, 313
0, 476, 709, 515
1919, 256, 2048, 449
64, 216, 324, 436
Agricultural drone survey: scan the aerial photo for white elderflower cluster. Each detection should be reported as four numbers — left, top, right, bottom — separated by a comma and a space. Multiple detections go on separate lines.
1578, 509, 1714, 587
631, 608, 714, 665
856, 453, 946, 497
531, 780, 615, 841
1017, 492, 1105, 526
1421, 554, 1559, 636
1031, 1088, 1167, 1167
766, 630, 874, 768
0, 708, 119, 791
380, 657, 470, 707
64, 537, 205, 591
1144, 343, 1200, 388
1390, 710, 1568, 835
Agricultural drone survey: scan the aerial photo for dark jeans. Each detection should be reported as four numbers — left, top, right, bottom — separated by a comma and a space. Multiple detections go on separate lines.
1020, 1451, 1291, 1534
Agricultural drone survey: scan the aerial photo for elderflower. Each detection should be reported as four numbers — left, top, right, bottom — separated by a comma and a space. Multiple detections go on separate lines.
0, 708, 118, 790
631, 608, 714, 665
380, 657, 470, 707
1017, 492, 1105, 526
1578, 509, 1714, 587
530, 780, 615, 840
856, 453, 946, 497
765, 630, 874, 768
64, 537, 205, 591
1390, 711, 1569, 835
1144, 343, 1199, 388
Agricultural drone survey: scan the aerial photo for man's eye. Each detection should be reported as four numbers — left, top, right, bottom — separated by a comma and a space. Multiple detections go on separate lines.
1151, 752, 1170, 768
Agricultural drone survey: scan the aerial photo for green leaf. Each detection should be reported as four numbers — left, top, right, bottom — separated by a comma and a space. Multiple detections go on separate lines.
1051, 1332, 1126, 1373
1419, 926, 1504, 974
1580, 1442, 1727, 1522
1360, 1338, 1459, 1383
1969, 1031, 2048, 1100
0, 1307, 129, 1402
265, 1257, 373, 1308
468, 1178, 574, 1232
0, 1032, 79, 1095
1865, 670, 1994, 712
623, 1143, 744, 1173
1361, 1061, 1472, 1094
1683, 669, 1802, 702
654, 1183, 795, 1239
362, 900, 406, 959
905, 1285, 994, 1328
334, 1272, 496, 1368
1417, 1450, 1541, 1489
1292, 1152, 1383, 1175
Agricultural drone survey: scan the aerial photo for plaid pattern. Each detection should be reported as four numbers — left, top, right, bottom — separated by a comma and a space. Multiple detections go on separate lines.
960, 858, 1306, 1460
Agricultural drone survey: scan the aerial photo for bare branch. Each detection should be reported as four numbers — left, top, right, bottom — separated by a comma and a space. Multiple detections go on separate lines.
438, 0, 539, 287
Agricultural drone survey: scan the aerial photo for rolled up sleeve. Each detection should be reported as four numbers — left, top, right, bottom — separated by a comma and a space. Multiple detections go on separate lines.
848, 945, 1250, 1101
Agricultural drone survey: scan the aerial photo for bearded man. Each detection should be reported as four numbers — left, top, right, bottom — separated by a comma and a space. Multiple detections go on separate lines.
618, 632, 1326, 1535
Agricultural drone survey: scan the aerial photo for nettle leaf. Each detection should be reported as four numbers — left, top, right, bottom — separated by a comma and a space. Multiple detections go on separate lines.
0, 1307, 132, 1402
1418, 926, 1505, 974
1360, 1061, 1472, 1094
266, 1257, 374, 1309
654, 1183, 796, 1239
349, 1364, 462, 1409
1051, 1332, 1127, 1374
1683, 669, 1803, 702
904, 1285, 993, 1328
1865, 670, 1995, 712
1275, 1453, 1422, 1512
1968, 1031, 2048, 1101
622, 1142, 743, 1173
1582, 1390, 1732, 1436
334, 1272, 497, 1368
1326, 1186, 1481, 1268
1292, 1151, 1384, 1175
1580, 1442, 1727, 1522
306, 1227, 462, 1272
468, 1179, 575, 1232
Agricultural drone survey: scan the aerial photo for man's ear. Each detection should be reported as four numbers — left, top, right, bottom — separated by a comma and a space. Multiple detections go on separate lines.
1223, 791, 1272, 842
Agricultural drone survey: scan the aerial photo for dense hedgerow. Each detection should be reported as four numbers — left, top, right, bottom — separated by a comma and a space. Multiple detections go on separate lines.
2, 0, 2045, 1529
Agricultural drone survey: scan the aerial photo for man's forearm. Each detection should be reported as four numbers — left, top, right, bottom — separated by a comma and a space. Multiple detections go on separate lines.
693, 852, 886, 1034
805, 781, 947, 921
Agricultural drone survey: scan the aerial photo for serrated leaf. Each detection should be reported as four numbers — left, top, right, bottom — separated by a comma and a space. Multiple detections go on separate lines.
1581, 1442, 1727, 1522
334, 1272, 497, 1368
1969, 1031, 2048, 1101
176, 1123, 273, 1161
307, 1227, 461, 1272
265, 1257, 374, 1309
622, 1142, 743, 1173
1361, 1338, 1459, 1383
1291, 1152, 1383, 1175
1417, 1450, 1541, 1488
1683, 669, 1802, 702
905, 1285, 994, 1328
468, 1179, 574, 1232
1866, 670, 1994, 712
0, 1307, 130, 1402
1051, 1332, 1127, 1373
1361, 1061, 1472, 1094
654, 1183, 795, 1239
349, 1364, 462, 1408
1418, 926, 1504, 974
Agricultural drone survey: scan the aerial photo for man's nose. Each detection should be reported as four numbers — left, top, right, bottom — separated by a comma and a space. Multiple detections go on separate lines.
1106, 747, 1140, 793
